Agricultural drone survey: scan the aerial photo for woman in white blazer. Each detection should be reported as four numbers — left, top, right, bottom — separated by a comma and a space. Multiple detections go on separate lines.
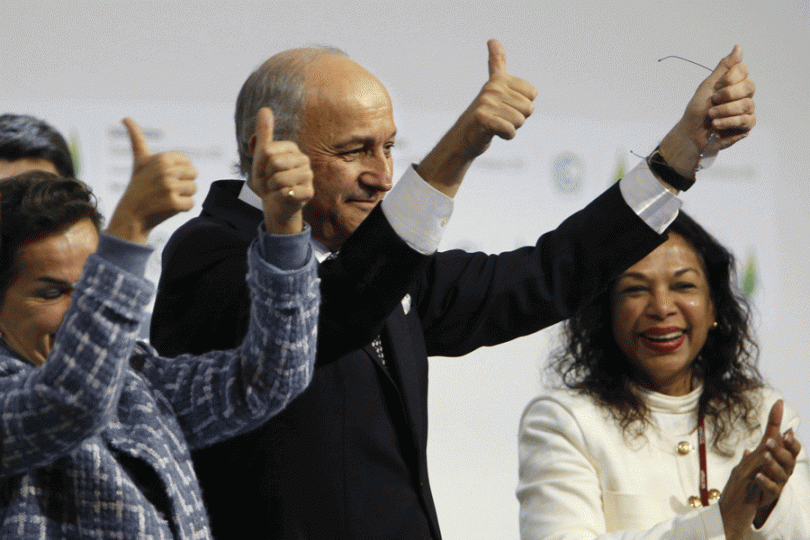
518, 212, 809, 540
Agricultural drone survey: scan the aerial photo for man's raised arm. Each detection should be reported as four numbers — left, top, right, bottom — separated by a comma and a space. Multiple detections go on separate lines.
416, 39, 537, 197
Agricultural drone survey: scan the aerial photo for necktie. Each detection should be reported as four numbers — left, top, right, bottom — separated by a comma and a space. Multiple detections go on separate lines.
325, 251, 386, 367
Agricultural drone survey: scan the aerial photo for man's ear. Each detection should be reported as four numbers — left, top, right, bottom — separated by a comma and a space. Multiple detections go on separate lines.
248, 133, 258, 156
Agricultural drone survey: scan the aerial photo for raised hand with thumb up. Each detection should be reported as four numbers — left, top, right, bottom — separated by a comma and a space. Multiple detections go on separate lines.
459, 39, 538, 159
417, 39, 537, 197
248, 107, 314, 235
657, 45, 756, 185
106, 118, 197, 244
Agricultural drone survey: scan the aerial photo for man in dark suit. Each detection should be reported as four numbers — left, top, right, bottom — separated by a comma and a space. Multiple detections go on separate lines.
150, 42, 756, 539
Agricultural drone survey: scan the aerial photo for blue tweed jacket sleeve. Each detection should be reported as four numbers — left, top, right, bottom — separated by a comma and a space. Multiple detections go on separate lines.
0, 254, 155, 477
133, 237, 320, 449
0, 234, 319, 476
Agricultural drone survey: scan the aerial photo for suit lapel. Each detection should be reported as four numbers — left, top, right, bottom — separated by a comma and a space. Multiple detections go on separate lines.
380, 299, 428, 451
203, 180, 263, 240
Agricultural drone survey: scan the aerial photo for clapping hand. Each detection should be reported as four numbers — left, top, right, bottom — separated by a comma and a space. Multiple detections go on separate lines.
751, 400, 801, 527
719, 400, 801, 540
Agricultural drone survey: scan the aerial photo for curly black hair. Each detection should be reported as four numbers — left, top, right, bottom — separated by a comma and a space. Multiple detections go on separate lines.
550, 211, 762, 453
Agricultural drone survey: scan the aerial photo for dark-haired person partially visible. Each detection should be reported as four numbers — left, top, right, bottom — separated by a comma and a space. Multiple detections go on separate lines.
0, 113, 74, 178
0, 117, 320, 539
518, 212, 810, 540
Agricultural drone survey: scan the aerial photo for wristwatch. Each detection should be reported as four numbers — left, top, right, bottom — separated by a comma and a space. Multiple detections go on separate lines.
647, 147, 696, 191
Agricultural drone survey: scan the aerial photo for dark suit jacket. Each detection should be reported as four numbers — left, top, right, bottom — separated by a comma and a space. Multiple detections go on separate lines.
151, 179, 665, 540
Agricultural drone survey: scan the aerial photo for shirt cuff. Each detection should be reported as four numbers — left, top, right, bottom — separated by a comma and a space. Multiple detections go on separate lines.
96, 232, 154, 278
380, 165, 454, 255
700, 504, 728, 540
619, 160, 682, 234
257, 223, 313, 271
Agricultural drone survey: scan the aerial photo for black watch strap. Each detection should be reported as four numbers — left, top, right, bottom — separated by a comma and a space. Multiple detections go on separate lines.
647, 147, 696, 191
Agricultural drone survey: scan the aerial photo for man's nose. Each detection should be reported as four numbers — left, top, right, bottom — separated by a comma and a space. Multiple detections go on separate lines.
361, 151, 393, 192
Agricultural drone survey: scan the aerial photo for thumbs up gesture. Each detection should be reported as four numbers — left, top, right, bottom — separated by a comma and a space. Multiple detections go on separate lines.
686, 45, 756, 150
248, 107, 314, 235
416, 40, 537, 197
106, 118, 198, 244
658, 46, 756, 180
458, 39, 538, 159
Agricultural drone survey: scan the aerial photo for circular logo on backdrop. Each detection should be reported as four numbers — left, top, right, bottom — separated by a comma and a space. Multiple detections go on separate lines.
551, 152, 584, 195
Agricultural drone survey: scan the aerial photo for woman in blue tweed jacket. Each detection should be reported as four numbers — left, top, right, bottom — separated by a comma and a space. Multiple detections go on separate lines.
0, 116, 319, 539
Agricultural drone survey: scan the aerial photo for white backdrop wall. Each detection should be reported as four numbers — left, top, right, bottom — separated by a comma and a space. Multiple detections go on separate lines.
2, 2, 808, 539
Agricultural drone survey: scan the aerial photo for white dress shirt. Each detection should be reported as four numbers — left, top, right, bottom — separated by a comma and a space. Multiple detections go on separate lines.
239, 161, 680, 260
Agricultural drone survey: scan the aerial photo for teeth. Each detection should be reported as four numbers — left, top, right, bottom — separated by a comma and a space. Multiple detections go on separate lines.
643, 331, 684, 342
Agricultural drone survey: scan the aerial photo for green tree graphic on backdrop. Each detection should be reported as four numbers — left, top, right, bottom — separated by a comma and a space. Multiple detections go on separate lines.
742, 254, 757, 296
613, 154, 627, 184
69, 131, 81, 178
